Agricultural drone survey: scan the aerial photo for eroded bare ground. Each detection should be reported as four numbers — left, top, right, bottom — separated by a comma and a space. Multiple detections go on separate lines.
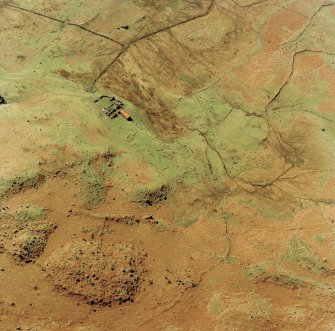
0, 0, 335, 330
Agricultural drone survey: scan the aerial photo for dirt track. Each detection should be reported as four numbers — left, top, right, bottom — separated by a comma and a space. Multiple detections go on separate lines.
1, 0, 335, 330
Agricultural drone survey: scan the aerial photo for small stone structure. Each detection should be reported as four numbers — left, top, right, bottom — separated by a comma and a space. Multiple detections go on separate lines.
0, 96, 6, 104
94, 95, 132, 121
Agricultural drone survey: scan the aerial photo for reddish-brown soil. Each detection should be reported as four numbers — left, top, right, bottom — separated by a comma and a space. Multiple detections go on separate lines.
1, 0, 335, 330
